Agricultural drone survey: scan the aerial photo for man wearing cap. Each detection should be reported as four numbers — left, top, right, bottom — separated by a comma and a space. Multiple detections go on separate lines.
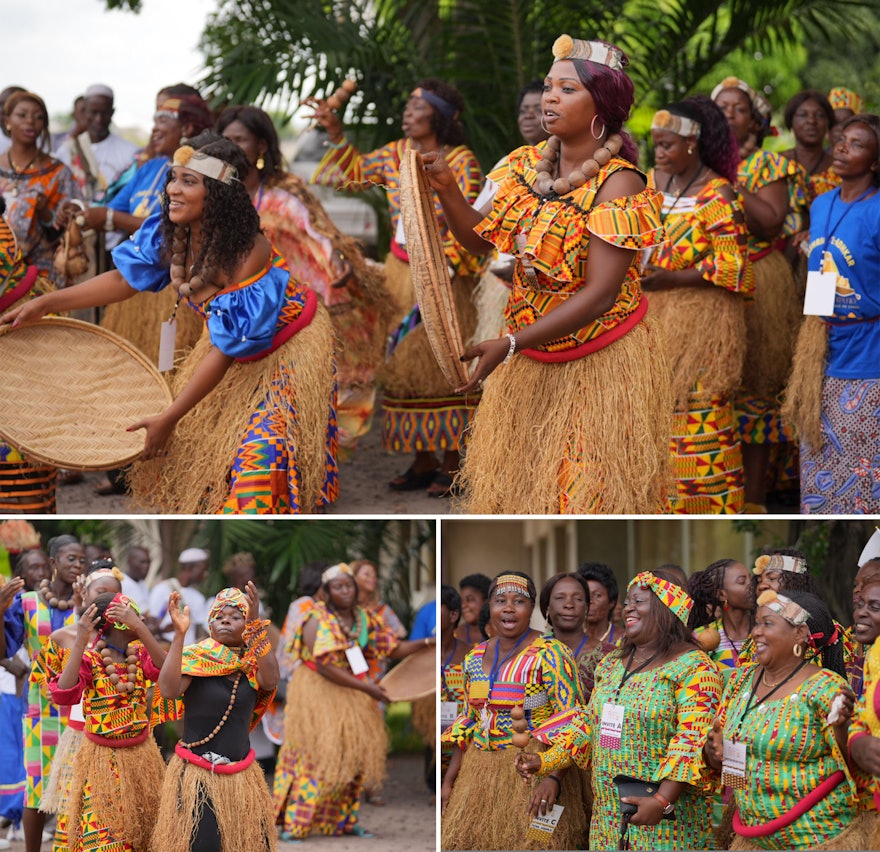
147, 547, 209, 646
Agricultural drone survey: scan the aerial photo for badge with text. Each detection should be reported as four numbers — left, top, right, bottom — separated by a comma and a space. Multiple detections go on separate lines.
599, 702, 625, 750
345, 644, 369, 676
158, 319, 178, 373
721, 739, 748, 789
803, 259, 837, 316
440, 701, 458, 731
525, 804, 564, 843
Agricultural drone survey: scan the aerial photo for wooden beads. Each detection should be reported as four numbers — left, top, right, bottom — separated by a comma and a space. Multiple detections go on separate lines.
510, 703, 530, 748
326, 78, 358, 111
96, 640, 139, 695
178, 671, 243, 749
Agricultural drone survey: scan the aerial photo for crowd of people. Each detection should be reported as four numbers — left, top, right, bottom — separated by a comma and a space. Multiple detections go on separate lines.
440, 527, 880, 850
0, 31, 876, 515
0, 524, 435, 850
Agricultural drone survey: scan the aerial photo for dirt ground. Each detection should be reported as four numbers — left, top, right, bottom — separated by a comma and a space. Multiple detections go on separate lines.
5, 753, 436, 851
55, 418, 453, 516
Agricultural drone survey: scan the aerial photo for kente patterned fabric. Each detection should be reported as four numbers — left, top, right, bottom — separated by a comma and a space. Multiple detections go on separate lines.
719, 664, 857, 848
785, 159, 840, 236
848, 634, 880, 809
381, 394, 472, 453
208, 587, 248, 622
478, 146, 664, 354
828, 87, 864, 113
180, 638, 274, 729
648, 174, 753, 295
629, 571, 694, 625
0, 215, 28, 297
441, 635, 583, 750
537, 650, 722, 849
312, 138, 484, 277
694, 618, 746, 678
737, 150, 800, 257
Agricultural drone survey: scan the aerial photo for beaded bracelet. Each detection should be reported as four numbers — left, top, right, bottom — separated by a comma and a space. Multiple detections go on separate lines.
501, 333, 517, 365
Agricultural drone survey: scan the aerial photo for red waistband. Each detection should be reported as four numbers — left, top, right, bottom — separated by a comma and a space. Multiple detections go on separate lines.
175, 743, 256, 774
389, 239, 410, 263
0, 266, 39, 313
85, 726, 150, 748
749, 246, 775, 263
235, 288, 318, 363
69, 718, 85, 732
520, 297, 648, 363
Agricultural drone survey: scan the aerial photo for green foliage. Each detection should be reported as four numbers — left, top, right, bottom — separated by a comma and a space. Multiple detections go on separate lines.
386, 701, 425, 753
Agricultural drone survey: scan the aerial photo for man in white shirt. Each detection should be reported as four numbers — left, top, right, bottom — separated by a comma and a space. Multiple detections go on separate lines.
148, 547, 209, 646
120, 545, 151, 613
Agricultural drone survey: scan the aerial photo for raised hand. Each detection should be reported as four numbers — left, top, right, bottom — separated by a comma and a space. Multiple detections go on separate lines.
168, 590, 190, 637
245, 580, 261, 622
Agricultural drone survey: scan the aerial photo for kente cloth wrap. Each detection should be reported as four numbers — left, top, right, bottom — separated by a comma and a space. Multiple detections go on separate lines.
381, 393, 474, 454
828, 87, 864, 113
0, 157, 81, 286
737, 149, 800, 257
312, 138, 484, 277
538, 650, 722, 850
647, 173, 753, 295
478, 146, 665, 355
848, 634, 880, 809
208, 587, 248, 623
694, 619, 746, 679
629, 571, 694, 625
441, 634, 583, 751
784, 158, 840, 237
180, 638, 274, 730
440, 656, 466, 774
719, 664, 857, 849
567, 635, 617, 704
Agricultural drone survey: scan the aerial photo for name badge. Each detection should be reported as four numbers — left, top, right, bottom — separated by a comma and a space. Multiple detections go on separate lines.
440, 701, 458, 731
721, 738, 748, 789
599, 702, 625, 750
525, 804, 564, 843
345, 644, 369, 676
803, 262, 837, 317
158, 319, 178, 373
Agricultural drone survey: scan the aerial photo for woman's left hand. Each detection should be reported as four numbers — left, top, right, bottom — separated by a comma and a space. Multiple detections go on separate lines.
128, 411, 175, 460
620, 794, 666, 827
640, 265, 675, 291
454, 337, 510, 394
245, 580, 261, 622
527, 777, 559, 819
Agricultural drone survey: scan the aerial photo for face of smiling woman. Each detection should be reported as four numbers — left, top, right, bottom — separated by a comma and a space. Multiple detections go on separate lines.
166, 166, 206, 226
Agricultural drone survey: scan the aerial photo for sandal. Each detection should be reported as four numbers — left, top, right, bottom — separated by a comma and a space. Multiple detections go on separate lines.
388, 465, 438, 492
344, 825, 374, 838
427, 471, 456, 498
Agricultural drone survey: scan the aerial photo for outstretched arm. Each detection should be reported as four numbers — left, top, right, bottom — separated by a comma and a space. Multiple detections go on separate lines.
157, 591, 192, 698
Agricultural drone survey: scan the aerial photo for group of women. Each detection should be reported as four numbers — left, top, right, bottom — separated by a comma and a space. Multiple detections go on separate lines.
440, 544, 880, 850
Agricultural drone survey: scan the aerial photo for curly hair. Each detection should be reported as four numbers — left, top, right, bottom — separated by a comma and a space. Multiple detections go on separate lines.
539, 572, 590, 623
216, 105, 285, 183
840, 114, 880, 185
784, 89, 834, 132
576, 561, 618, 605
441, 583, 462, 626
782, 590, 845, 678
160, 131, 261, 281
665, 96, 739, 183
687, 558, 739, 630
413, 78, 467, 147
459, 573, 491, 600
4, 91, 52, 153
570, 57, 638, 165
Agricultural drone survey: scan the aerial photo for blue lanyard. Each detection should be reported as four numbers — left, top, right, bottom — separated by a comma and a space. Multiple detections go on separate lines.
573, 634, 588, 659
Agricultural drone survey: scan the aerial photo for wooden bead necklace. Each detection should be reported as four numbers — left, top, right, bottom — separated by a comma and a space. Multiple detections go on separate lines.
533, 133, 624, 196
169, 225, 218, 299
38, 578, 75, 611
178, 671, 242, 749
95, 639, 139, 694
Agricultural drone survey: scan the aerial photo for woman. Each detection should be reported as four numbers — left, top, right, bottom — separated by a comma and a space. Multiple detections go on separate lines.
439, 584, 471, 776
454, 573, 490, 644
829, 87, 865, 146
312, 78, 484, 497
1, 133, 339, 515
0, 91, 80, 286
154, 584, 278, 852
782, 90, 839, 207
782, 114, 880, 514
49, 590, 167, 852
427, 35, 671, 513
0, 534, 84, 852
516, 569, 722, 850
540, 571, 615, 701
851, 579, 880, 700
645, 96, 752, 513
688, 558, 755, 674
704, 589, 865, 849
578, 561, 622, 646
712, 77, 800, 512
441, 571, 587, 850
218, 104, 390, 453
272, 563, 433, 840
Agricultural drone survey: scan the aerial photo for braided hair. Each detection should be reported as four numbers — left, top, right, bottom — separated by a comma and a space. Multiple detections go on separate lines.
687, 558, 739, 630
665, 96, 739, 183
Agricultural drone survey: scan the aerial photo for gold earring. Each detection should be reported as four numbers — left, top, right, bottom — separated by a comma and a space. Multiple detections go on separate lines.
256, 155, 265, 171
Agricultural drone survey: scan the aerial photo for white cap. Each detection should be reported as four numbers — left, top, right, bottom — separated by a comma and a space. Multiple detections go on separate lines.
859, 528, 880, 567
85, 84, 114, 100
179, 547, 209, 564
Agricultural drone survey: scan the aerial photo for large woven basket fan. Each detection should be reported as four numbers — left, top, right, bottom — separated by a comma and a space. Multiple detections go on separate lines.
398, 149, 469, 388
378, 644, 436, 702
0, 317, 173, 469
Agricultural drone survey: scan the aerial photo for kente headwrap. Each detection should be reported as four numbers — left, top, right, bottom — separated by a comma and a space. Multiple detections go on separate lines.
756, 589, 810, 626
628, 571, 693, 626
752, 554, 807, 576
552, 34, 627, 71
711, 76, 773, 122
411, 87, 458, 120
829, 86, 864, 113
172, 145, 239, 184
652, 109, 701, 139
492, 573, 533, 599
208, 587, 248, 623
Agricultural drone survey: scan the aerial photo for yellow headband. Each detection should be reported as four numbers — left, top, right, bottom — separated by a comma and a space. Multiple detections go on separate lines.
757, 589, 810, 626
629, 571, 693, 626
753, 554, 807, 576
552, 34, 627, 71
493, 573, 533, 599
172, 145, 239, 184
652, 109, 701, 139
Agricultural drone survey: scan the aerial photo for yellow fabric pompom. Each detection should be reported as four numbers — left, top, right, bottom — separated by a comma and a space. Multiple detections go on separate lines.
173, 145, 195, 166
552, 34, 575, 60
753, 554, 771, 576
756, 589, 779, 607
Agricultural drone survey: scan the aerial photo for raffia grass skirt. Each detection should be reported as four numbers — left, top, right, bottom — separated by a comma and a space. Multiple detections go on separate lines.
101, 287, 204, 364
152, 754, 277, 852
66, 735, 164, 852
39, 725, 83, 814
728, 808, 876, 850
456, 317, 672, 514
279, 664, 387, 790
780, 315, 828, 452
471, 269, 511, 345
411, 693, 435, 749
441, 742, 588, 851
742, 250, 802, 398
646, 287, 746, 409
128, 304, 335, 514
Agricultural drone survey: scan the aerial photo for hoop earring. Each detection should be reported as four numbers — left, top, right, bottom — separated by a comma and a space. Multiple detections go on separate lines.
590, 115, 606, 140
793, 643, 803, 658
540, 116, 551, 135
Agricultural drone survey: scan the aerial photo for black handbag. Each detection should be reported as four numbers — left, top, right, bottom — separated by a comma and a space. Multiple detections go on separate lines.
612, 775, 675, 850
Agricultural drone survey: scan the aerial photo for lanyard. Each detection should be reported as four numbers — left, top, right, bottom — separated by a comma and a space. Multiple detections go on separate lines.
488, 631, 530, 692
821, 187, 876, 251
614, 646, 661, 701
731, 661, 808, 741
573, 634, 588, 659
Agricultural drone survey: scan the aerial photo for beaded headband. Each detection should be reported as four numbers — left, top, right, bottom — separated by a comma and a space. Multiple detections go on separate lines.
172, 145, 239, 184
628, 571, 693, 626
492, 573, 533, 599
711, 76, 773, 121
410, 87, 459, 120
652, 109, 701, 139
829, 86, 864, 113
84, 566, 125, 587
552, 34, 627, 71
752, 554, 807, 576
208, 587, 248, 622
322, 562, 354, 586
756, 589, 810, 626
